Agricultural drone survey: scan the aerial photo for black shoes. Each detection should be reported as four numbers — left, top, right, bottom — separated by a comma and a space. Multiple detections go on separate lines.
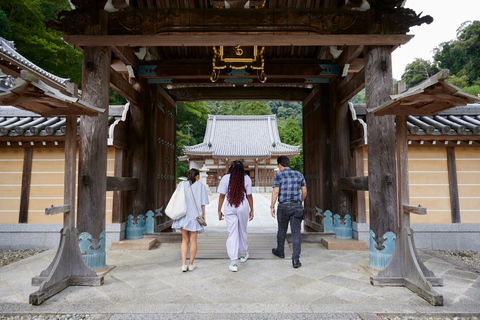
272, 248, 285, 259
292, 259, 302, 268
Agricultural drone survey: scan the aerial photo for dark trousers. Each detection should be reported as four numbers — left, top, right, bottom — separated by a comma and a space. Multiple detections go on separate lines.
276, 202, 303, 260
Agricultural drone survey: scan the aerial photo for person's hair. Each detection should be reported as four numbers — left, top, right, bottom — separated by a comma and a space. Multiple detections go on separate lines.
227, 160, 245, 208
187, 168, 200, 184
277, 156, 290, 167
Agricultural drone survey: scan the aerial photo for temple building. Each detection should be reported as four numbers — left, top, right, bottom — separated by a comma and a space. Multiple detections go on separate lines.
179, 114, 301, 189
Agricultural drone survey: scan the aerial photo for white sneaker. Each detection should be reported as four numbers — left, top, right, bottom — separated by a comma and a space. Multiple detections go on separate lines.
240, 252, 249, 263
181, 265, 188, 272
188, 264, 196, 271
229, 261, 238, 272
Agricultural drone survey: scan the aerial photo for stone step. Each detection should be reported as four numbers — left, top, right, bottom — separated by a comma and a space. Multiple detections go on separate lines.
110, 238, 158, 251
321, 237, 367, 251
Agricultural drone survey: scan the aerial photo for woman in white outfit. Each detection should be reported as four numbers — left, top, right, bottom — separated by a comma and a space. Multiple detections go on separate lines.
217, 161, 254, 272
172, 169, 209, 272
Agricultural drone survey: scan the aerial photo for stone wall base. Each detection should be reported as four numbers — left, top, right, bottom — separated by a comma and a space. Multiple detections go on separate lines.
0, 223, 126, 250
353, 222, 480, 252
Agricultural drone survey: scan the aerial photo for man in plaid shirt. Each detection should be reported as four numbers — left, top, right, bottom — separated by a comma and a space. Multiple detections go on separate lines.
270, 155, 307, 268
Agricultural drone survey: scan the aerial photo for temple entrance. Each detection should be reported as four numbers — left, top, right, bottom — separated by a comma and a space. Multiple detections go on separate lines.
4, 0, 471, 306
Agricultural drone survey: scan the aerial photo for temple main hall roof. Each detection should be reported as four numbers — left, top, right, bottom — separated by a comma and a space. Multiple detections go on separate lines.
183, 115, 301, 158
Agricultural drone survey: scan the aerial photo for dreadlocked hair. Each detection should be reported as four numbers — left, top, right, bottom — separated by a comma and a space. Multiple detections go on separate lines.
227, 161, 245, 208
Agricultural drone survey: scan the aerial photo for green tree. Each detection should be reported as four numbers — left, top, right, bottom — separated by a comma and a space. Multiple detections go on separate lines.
278, 117, 303, 173
351, 88, 366, 103
434, 21, 480, 86
401, 58, 440, 88
0, 0, 83, 85
0, 9, 13, 39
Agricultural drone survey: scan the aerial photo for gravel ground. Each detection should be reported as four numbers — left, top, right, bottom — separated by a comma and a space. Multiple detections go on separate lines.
380, 317, 479, 320
0, 315, 90, 320
0, 249, 45, 266
435, 250, 480, 270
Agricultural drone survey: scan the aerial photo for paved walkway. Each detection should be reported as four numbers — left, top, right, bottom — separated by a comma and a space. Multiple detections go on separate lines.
1, 193, 479, 318
1, 244, 479, 318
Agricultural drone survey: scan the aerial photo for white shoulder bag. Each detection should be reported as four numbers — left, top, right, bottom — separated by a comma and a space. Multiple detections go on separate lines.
165, 181, 187, 220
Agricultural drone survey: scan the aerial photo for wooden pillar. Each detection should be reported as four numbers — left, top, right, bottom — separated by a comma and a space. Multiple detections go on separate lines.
446, 147, 461, 223
77, 45, 111, 268
19, 147, 32, 223
127, 101, 148, 224
112, 148, 126, 223
330, 78, 352, 226
352, 147, 366, 223
255, 161, 259, 187
364, 46, 398, 245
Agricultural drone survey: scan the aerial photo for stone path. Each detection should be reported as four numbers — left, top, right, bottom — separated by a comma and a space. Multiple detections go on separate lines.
1, 193, 479, 318
1, 242, 479, 318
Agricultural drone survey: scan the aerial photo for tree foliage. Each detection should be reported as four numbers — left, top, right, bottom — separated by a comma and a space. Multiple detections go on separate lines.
175, 102, 209, 178
0, 0, 83, 85
434, 21, 480, 87
278, 117, 303, 173
400, 58, 440, 88
206, 101, 272, 116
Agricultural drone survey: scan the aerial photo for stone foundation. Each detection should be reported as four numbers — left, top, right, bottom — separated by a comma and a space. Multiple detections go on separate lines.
0, 223, 125, 250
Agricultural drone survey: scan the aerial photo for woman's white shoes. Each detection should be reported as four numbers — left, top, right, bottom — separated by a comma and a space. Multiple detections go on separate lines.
181, 265, 188, 272
229, 261, 238, 272
240, 252, 249, 263
188, 264, 196, 271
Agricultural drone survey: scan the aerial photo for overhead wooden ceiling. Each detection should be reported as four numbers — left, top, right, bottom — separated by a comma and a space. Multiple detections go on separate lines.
48, 0, 432, 101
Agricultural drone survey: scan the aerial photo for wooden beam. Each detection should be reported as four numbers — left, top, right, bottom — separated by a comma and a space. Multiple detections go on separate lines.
166, 87, 311, 102
403, 205, 427, 216
19, 148, 33, 223
106, 176, 138, 191
303, 85, 320, 107
111, 46, 139, 73
45, 205, 71, 216
337, 45, 364, 74
446, 147, 461, 223
64, 34, 413, 47
139, 63, 339, 79
54, 7, 430, 39
158, 86, 177, 108
340, 176, 368, 191
339, 68, 365, 104
109, 68, 140, 103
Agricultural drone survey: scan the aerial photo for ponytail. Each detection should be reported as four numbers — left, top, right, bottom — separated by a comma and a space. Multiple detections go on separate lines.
188, 168, 200, 185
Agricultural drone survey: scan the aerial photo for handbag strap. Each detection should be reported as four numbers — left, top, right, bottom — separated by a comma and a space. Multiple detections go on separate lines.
189, 182, 202, 217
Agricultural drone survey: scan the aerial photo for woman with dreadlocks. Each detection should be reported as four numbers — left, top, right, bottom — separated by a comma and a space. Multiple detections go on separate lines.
217, 160, 254, 272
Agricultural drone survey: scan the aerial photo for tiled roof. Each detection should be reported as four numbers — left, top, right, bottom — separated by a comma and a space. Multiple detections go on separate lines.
0, 37, 70, 88
353, 104, 480, 136
0, 105, 125, 138
184, 115, 301, 158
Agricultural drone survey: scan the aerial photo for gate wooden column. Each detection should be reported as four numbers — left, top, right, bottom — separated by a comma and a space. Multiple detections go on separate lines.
364, 46, 398, 257
77, 45, 111, 269
330, 77, 352, 233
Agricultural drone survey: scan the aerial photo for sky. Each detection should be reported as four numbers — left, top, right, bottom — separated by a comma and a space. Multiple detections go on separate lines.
391, 0, 480, 80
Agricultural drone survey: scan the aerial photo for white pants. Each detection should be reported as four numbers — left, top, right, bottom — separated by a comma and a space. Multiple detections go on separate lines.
224, 201, 250, 261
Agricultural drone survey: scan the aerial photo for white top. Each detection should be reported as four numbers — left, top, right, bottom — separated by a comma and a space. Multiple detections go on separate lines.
218, 174, 253, 207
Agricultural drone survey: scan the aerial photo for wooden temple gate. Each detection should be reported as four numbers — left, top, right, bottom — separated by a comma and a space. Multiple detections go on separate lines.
5, 0, 479, 307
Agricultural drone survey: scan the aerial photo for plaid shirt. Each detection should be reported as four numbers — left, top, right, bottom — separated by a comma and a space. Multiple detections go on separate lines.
273, 168, 306, 203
